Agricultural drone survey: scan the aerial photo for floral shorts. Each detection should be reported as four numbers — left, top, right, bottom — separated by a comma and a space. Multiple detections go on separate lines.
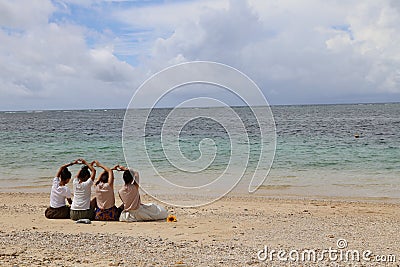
95, 206, 121, 221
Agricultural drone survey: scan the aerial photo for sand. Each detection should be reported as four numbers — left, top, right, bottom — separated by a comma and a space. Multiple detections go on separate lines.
0, 192, 399, 266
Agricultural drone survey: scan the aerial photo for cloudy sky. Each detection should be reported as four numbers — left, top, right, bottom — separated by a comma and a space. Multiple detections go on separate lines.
1, 0, 400, 110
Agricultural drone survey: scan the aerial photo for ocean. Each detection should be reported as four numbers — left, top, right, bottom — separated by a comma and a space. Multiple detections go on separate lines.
0, 103, 399, 202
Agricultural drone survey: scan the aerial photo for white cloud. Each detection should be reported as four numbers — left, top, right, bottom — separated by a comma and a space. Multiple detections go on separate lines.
328, 1, 400, 93
0, 0, 400, 110
0, 0, 137, 110
113, 0, 228, 29
0, 0, 55, 29
137, 0, 400, 104
109, 0, 229, 63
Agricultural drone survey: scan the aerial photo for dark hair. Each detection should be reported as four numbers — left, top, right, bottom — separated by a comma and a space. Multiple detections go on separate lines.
123, 170, 134, 185
96, 171, 109, 186
60, 167, 72, 181
77, 165, 90, 181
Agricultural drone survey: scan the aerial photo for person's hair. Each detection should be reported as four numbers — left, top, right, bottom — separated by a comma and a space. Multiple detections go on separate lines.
96, 171, 109, 186
123, 170, 134, 185
60, 167, 71, 181
77, 165, 90, 181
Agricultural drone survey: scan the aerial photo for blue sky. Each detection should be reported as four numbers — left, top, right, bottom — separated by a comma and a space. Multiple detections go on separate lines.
0, 0, 400, 110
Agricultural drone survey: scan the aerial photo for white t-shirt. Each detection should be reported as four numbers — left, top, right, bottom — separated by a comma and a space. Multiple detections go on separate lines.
71, 178, 93, 210
50, 177, 71, 208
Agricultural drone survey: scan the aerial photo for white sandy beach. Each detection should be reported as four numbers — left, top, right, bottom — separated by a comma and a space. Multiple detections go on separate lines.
0, 192, 399, 266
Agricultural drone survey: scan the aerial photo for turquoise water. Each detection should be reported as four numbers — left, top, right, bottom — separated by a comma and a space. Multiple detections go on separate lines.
0, 104, 399, 201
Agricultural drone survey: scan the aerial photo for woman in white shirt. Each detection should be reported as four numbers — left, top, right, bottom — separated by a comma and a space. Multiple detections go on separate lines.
45, 160, 78, 219
70, 158, 96, 221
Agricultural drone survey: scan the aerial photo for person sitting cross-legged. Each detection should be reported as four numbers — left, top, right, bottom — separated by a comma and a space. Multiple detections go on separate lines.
45, 160, 79, 219
116, 165, 168, 222
93, 161, 123, 221
70, 159, 96, 221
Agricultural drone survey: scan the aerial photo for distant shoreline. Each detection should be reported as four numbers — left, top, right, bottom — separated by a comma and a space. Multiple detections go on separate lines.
1, 101, 399, 113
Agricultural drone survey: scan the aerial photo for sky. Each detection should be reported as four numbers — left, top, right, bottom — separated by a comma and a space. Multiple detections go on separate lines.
0, 0, 400, 110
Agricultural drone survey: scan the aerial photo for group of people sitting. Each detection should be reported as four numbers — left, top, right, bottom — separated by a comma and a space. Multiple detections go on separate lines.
45, 158, 168, 222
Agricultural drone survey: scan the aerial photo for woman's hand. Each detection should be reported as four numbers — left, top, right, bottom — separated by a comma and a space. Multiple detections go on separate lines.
70, 159, 79, 165
118, 165, 129, 171
111, 165, 120, 171
78, 158, 89, 166
94, 160, 106, 169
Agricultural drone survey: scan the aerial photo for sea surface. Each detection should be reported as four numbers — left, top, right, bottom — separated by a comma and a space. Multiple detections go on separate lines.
0, 103, 399, 202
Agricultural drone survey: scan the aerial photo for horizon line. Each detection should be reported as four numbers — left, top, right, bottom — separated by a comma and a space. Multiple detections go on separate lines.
1, 101, 399, 113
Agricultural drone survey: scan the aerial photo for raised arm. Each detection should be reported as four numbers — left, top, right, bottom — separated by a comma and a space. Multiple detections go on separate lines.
95, 160, 114, 186
133, 170, 139, 185
56, 160, 78, 178
80, 158, 96, 181
118, 165, 139, 185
